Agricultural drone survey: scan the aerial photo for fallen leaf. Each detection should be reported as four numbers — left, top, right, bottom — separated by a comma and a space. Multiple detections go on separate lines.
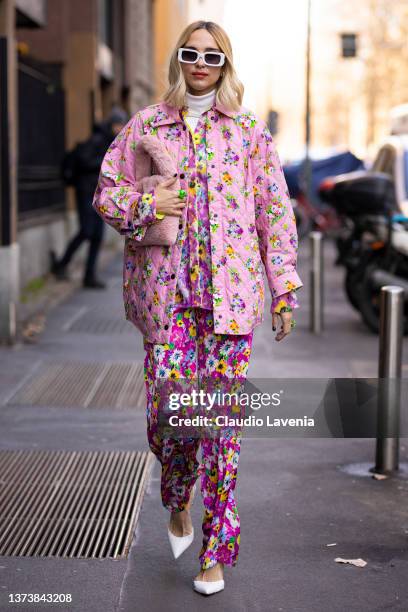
335, 557, 367, 567
22, 314, 46, 344
372, 473, 389, 480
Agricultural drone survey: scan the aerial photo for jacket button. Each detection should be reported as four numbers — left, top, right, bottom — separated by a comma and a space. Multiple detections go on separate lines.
211, 164, 215, 168
210, 116, 215, 120
180, 173, 185, 179
171, 273, 175, 279
182, 126, 186, 130
164, 324, 169, 330
178, 222, 182, 229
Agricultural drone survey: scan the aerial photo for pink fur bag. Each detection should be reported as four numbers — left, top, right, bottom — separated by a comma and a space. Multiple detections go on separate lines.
133, 135, 182, 246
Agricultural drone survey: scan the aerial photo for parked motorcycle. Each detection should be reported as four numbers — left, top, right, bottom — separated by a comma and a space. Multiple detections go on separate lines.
319, 171, 408, 333
355, 214, 408, 334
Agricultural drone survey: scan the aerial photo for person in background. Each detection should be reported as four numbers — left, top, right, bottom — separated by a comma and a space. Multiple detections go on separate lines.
50, 107, 129, 288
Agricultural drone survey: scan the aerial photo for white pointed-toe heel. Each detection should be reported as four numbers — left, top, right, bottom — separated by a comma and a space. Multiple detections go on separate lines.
193, 562, 225, 595
193, 578, 225, 595
167, 525, 195, 559
167, 483, 196, 559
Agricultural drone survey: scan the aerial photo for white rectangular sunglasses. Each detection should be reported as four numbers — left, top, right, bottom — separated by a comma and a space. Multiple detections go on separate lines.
178, 47, 225, 67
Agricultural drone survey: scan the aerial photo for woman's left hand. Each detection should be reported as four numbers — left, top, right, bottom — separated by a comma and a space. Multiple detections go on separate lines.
272, 311, 293, 341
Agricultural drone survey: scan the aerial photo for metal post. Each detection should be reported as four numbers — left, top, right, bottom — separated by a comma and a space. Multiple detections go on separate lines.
309, 231, 323, 333
0, 0, 19, 344
373, 285, 404, 474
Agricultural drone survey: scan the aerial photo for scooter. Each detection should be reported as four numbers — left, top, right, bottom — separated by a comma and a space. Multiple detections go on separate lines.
319, 170, 394, 312
319, 171, 408, 333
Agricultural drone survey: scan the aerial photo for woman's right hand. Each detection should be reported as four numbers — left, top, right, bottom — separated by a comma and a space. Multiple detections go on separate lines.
155, 176, 187, 217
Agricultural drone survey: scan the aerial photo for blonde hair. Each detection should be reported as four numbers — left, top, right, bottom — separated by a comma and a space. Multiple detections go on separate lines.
161, 21, 244, 112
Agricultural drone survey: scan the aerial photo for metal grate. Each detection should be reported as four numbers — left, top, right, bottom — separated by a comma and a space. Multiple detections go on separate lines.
66, 314, 133, 335
0, 449, 153, 558
7, 362, 146, 410
63, 306, 132, 335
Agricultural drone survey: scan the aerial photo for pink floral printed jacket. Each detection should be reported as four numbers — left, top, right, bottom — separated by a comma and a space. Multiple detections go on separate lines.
92, 100, 303, 343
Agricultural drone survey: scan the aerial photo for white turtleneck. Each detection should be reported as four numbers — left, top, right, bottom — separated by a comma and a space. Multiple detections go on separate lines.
184, 88, 216, 132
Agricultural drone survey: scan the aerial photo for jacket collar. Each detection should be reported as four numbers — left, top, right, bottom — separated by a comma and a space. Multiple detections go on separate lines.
150, 100, 238, 127
214, 101, 238, 119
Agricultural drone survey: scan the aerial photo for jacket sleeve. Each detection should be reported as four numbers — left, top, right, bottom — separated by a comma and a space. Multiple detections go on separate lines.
92, 111, 158, 241
270, 289, 299, 314
249, 117, 303, 305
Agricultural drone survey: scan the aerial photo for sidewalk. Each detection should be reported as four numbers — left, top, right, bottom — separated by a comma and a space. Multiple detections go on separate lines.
0, 237, 407, 612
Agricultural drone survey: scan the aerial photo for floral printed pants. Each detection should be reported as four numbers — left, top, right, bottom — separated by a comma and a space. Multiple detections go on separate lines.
143, 306, 253, 569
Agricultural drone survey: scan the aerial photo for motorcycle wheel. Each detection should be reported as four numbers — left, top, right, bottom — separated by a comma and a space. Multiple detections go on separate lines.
344, 268, 363, 311
356, 259, 408, 335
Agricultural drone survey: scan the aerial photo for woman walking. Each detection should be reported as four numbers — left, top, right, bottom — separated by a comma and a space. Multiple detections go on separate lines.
93, 20, 303, 596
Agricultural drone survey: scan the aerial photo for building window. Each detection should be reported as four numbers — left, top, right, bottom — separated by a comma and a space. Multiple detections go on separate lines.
99, 0, 113, 49
340, 33, 357, 58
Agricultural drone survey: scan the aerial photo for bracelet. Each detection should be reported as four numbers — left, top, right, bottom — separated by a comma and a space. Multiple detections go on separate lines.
279, 306, 293, 313
155, 211, 165, 220
274, 305, 293, 314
